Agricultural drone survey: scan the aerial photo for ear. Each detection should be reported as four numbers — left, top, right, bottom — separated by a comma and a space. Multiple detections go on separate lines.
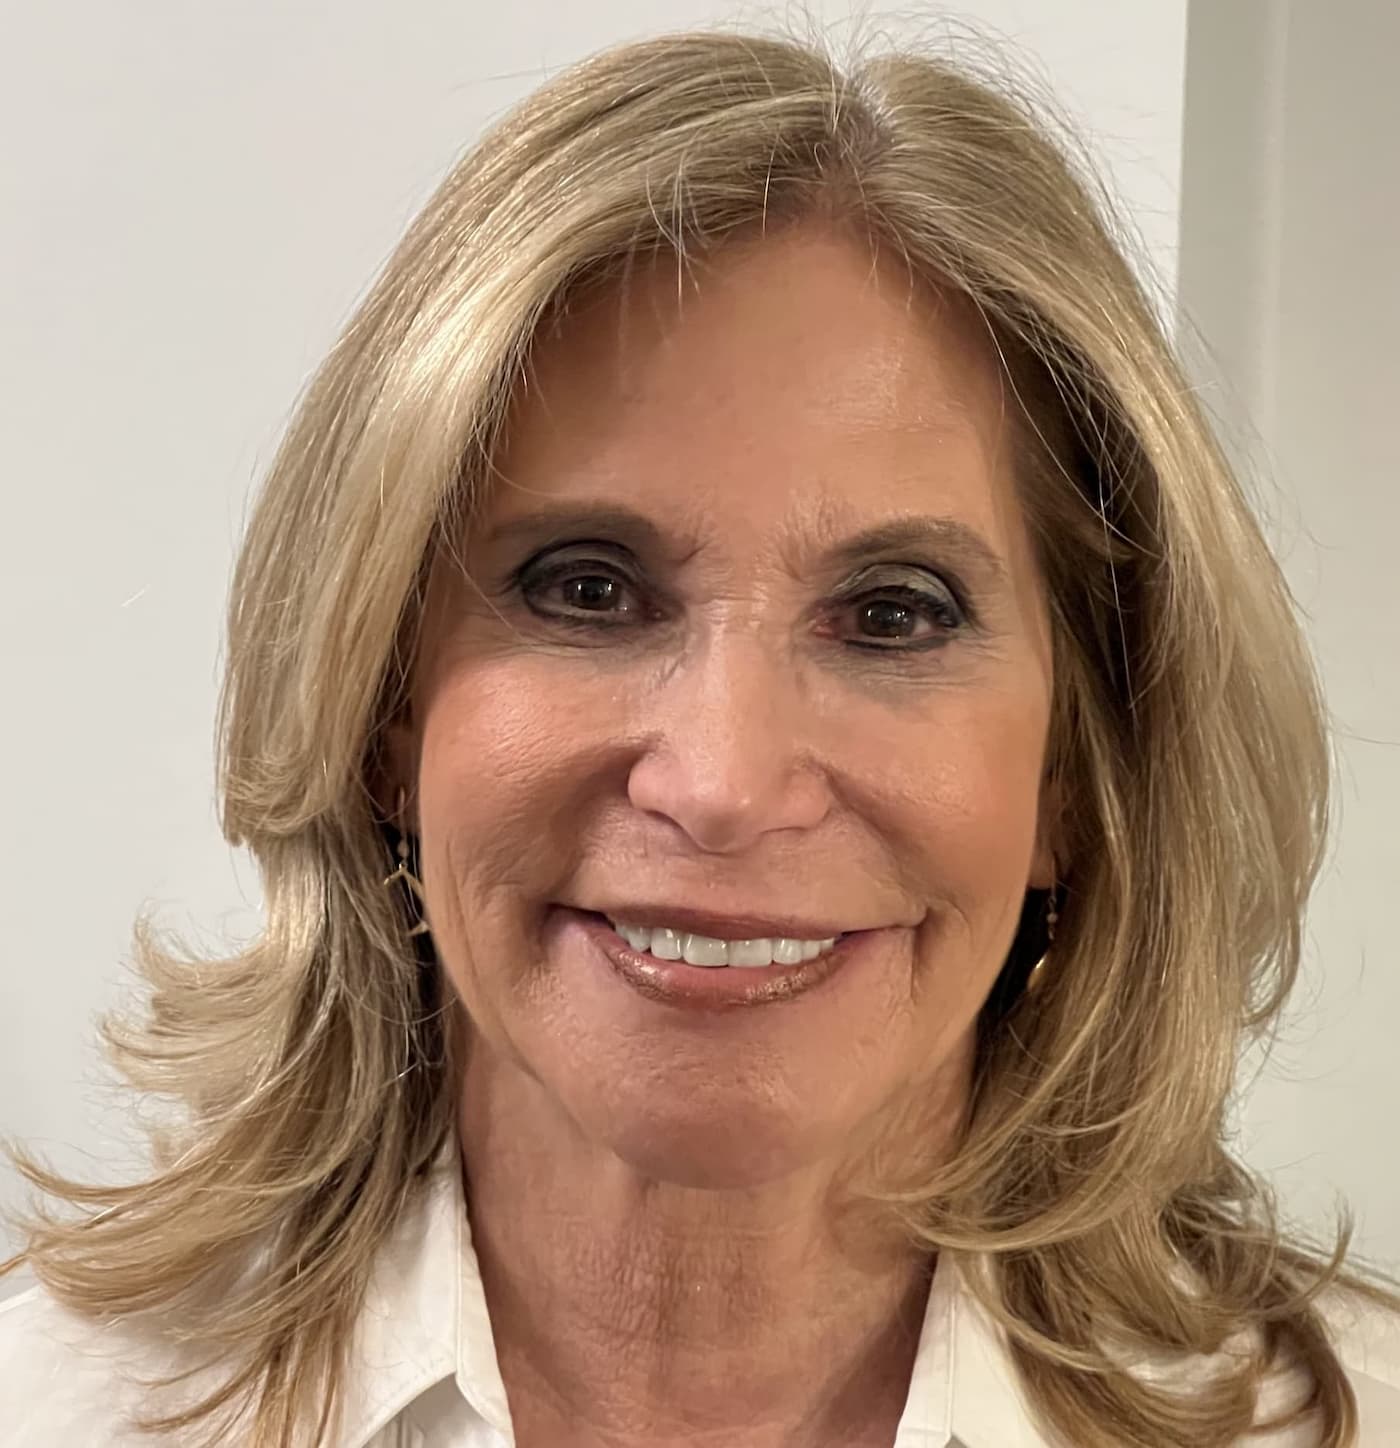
1029, 771, 1064, 890
369, 714, 421, 830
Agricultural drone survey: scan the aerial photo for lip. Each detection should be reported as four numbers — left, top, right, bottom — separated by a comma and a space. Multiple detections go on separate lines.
580, 901, 857, 941
556, 907, 876, 1011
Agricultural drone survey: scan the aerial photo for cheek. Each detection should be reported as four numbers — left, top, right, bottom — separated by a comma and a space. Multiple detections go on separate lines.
883, 688, 1049, 923
411, 665, 555, 956
411, 653, 649, 957
411, 660, 601, 1018
417, 658, 592, 840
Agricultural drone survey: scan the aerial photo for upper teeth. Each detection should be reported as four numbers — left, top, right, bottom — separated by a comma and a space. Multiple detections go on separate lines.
607, 919, 839, 968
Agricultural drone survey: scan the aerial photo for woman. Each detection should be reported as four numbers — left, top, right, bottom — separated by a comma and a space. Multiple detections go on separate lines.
2, 25, 1397, 1448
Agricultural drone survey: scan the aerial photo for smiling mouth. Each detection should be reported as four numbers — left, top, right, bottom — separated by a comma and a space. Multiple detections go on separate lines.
556, 907, 877, 1011
605, 917, 841, 968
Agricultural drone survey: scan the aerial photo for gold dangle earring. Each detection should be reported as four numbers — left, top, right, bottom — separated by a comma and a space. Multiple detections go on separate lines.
383, 786, 430, 937
1025, 886, 1059, 994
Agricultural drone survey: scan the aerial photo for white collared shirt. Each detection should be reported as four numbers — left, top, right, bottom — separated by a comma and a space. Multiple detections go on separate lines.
3, 1150, 1398, 1445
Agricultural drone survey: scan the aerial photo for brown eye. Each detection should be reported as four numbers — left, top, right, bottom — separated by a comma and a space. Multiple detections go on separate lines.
559, 574, 626, 612
520, 559, 645, 624
831, 581, 967, 650
859, 597, 922, 639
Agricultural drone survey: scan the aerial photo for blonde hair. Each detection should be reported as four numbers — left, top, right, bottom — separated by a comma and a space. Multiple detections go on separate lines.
5, 22, 1394, 1448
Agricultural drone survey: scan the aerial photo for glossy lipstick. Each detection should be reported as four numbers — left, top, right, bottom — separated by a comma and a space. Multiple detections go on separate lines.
557, 907, 869, 1010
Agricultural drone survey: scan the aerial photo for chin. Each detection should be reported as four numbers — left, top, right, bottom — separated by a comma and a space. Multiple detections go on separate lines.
591, 1104, 833, 1191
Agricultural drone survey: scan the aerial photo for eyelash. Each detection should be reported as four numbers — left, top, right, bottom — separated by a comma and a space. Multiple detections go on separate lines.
837, 583, 968, 650
514, 557, 972, 650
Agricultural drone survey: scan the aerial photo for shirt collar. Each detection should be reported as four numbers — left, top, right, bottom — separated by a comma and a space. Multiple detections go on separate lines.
335, 1152, 459, 1444
338, 1147, 1050, 1448
893, 1245, 1048, 1448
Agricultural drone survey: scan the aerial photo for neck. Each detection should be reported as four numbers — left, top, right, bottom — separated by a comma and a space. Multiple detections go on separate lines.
457, 1042, 955, 1448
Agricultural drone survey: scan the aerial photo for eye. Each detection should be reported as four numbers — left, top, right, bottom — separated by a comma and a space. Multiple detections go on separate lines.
518, 555, 647, 625
826, 573, 969, 651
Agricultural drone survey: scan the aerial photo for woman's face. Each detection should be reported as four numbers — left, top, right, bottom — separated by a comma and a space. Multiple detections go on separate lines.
393, 224, 1057, 1190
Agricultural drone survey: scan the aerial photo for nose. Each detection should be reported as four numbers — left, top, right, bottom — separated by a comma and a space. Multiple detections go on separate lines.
626, 629, 832, 854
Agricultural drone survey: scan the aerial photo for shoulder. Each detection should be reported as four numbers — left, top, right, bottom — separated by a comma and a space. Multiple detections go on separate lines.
1244, 1282, 1400, 1444
1095, 1270, 1400, 1444
1316, 1280, 1400, 1425
0, 1279, 218, 1446
0, 1282, 153, 1445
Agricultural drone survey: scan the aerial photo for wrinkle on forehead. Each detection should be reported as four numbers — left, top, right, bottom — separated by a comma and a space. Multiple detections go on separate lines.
507, 220, 1011, 469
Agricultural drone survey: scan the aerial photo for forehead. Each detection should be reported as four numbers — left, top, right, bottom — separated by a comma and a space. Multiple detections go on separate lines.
486, 224, 1024, 549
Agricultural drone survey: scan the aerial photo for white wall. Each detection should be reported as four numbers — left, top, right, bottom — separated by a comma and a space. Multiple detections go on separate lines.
1179, 0, 1400, 1273
0, 3, 1190, 1265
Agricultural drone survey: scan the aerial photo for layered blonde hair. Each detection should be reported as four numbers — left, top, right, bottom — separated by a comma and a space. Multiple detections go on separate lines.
5, 22, 1392, 1448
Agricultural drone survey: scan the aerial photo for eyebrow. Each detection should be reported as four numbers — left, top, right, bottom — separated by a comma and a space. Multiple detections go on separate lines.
482, 506, 668, 554
821, 516, 1008, 582
481, 504, 1007, 581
